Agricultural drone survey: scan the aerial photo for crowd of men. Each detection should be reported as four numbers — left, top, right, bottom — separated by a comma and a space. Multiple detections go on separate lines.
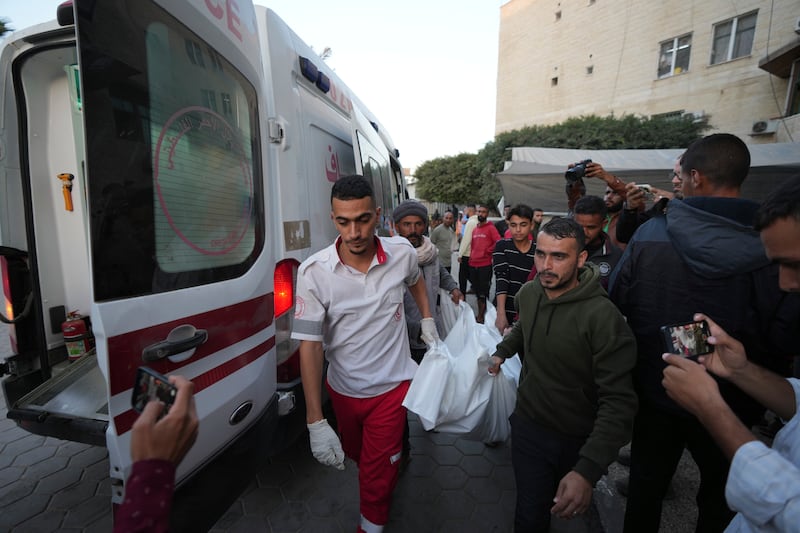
119, 133, 798, 533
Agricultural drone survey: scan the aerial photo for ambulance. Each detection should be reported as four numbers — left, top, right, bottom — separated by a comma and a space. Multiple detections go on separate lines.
0, 0, 406, 504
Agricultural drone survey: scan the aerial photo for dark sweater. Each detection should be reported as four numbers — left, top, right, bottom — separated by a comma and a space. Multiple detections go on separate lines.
493, 264, 638, 484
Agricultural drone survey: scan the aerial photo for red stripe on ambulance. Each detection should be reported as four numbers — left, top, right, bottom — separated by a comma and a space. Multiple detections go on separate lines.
108, 294, 274, 396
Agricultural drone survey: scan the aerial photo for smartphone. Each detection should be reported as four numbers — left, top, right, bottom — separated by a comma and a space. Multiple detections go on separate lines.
660, 320, 713, 358
637, 184, 655, 200
131, 366, 177, 416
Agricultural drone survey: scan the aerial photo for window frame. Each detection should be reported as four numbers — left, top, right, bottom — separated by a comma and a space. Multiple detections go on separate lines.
710, 11, 758, 65
657, 33, 692, 78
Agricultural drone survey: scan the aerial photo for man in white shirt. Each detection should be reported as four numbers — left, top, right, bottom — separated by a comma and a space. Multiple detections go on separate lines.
292, 175, 438, 533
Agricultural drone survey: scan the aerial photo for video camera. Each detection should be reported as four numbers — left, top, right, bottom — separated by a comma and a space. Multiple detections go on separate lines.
565, 159, 592, 184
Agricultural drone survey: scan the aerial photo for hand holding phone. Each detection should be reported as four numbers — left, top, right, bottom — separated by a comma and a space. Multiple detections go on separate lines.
132, 366, 178, 417
130, 374, 198, 464
661, 320, 713, 358
637, 184, 655, 200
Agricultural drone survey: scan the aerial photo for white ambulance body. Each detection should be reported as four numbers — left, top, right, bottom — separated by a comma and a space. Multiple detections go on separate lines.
0, 0, 405, 504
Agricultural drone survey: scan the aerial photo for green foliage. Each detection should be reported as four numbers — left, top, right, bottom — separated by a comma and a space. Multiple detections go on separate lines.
0, 18, 11, 37
414, 153, 483, 204
415, 114, 710, 206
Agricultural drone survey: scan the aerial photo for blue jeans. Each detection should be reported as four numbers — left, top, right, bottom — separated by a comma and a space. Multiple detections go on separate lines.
510, 412, 585, 533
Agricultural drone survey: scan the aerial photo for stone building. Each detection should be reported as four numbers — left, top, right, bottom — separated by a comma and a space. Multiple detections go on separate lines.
496, 0, 800, 143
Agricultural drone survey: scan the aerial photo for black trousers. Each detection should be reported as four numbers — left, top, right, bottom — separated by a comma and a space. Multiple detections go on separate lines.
458, 256, 470, 294
510, 412, 585, 533
623, 401, 735, 533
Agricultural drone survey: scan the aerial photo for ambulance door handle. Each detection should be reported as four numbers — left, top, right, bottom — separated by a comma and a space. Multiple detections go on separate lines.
142, 326, 208, 362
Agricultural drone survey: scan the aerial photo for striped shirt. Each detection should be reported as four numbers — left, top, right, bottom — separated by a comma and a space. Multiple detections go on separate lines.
492, 238, 536, 318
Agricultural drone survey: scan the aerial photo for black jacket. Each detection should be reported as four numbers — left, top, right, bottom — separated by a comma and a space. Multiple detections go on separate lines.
609, 197, 800, 422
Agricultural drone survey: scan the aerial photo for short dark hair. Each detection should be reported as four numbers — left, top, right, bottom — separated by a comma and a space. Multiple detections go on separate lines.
681, 133, 750, 190
533, 208, 544, 213
508, 204, 534, 221
573, 195, 607, 218
754, 176, 800, 231
331, 175, 374, 203
540, 217, 586, 251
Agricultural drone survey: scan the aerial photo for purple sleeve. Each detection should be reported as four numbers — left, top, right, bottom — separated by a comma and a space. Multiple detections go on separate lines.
113, 459, 175, 533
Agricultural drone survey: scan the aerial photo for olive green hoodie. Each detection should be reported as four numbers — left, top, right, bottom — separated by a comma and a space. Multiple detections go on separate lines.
493, 263, 637, 484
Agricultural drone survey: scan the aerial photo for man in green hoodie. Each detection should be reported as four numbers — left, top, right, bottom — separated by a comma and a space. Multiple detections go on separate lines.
489, 217, 637, 532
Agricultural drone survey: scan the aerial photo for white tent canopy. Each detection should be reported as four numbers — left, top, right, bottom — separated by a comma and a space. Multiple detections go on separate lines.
497, 143, 800, 213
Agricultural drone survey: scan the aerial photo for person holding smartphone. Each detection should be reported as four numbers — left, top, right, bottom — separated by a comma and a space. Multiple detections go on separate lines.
609, 135, 800, 533
661, 177, 800, 531
114, 375, 199, 533
662, 314, 799, 532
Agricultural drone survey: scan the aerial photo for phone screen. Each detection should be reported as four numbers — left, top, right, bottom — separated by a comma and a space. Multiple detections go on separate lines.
661, 321, 712, 358
132, 367, 177, 415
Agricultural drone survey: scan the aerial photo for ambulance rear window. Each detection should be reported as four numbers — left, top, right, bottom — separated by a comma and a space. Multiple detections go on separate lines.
79, 1, 264, 300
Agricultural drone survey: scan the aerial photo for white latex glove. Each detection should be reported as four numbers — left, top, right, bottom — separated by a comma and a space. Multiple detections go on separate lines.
420, 317, 440, 347
307, 419, 345, 470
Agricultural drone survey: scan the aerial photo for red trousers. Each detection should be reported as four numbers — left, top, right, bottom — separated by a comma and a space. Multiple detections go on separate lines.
326, 380, 410, 526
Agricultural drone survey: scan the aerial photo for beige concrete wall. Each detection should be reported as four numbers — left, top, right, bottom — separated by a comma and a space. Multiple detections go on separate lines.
496, 0, 799, 144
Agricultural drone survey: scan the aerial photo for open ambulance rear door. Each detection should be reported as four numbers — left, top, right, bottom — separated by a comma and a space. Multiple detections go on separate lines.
1, 0, 280, 502
74, 0, 279, 499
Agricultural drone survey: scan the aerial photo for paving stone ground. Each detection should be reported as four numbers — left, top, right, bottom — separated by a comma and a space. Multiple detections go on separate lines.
2, 311, 705, 533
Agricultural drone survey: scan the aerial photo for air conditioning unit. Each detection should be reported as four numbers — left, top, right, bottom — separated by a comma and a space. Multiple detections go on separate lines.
750, 119, 779, 136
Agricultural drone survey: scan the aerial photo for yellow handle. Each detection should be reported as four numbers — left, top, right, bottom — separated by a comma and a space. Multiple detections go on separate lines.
58, 173, 75, 212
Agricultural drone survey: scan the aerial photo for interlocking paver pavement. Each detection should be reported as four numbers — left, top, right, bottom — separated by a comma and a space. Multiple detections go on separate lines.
2, 320, 703, 533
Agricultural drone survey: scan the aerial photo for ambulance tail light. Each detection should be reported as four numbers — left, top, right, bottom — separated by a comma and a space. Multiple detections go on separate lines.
1, 257, 18, 353
274, 259, 301, 383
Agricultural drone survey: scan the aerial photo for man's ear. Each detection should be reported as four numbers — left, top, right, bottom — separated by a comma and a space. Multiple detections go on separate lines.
577, 249, 588, 268
690, 169, 705, 191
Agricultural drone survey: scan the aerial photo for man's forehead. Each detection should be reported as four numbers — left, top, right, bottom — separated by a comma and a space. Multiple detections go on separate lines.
331, 196, 375, 216
574, 213, 603, 224
537, 233, 578, 250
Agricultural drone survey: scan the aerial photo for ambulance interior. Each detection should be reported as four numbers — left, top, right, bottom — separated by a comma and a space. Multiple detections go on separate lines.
4, 42, 108, 442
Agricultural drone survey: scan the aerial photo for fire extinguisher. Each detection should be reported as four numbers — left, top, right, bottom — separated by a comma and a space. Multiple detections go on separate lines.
61, 312, 95, 362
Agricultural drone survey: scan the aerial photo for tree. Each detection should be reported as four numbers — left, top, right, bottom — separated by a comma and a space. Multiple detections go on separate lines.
0, 18, 12, 37
414, 153, 484, 205
417, 113, 710, 205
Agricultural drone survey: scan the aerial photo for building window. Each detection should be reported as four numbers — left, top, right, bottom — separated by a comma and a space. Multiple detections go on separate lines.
551, 76, 559, 86
184, 39, 205, 68
586, 65, 594, 75
221, 92, 233, 115
651, 110, 686, 120
658, 34, 691, 78
711, 11, 757, 65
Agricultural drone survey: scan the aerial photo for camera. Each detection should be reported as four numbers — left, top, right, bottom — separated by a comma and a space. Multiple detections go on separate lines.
565, 159, 592, 184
